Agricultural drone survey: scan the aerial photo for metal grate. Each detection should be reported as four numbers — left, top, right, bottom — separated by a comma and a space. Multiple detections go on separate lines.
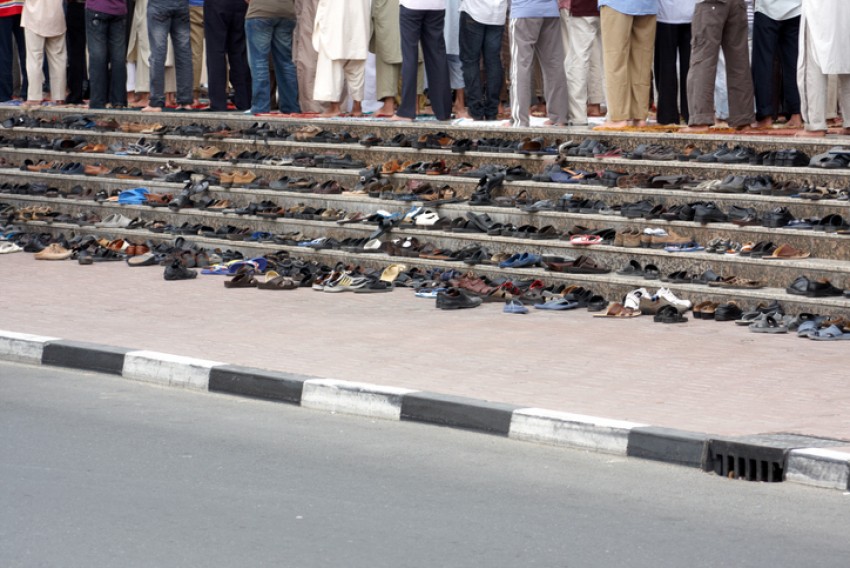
706, 440, 785, 482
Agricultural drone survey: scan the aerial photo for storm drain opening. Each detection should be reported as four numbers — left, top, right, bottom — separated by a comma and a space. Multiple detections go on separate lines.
707, 440, 786, 482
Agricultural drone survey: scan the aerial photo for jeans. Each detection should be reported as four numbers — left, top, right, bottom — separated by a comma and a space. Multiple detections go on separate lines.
204, 0, 251, 110
0, 14, 28, 101
85, 9, 127, 108
459, 11, 502, 120
147, 0, 193, 107
245, 17, 299, 114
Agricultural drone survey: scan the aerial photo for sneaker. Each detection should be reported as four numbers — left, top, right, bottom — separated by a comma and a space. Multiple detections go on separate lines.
624, 287, 650, 310
436, 287, 483, 309
324, 273, 368, 292
656, 287, 692, 309
164, 260, 198, 280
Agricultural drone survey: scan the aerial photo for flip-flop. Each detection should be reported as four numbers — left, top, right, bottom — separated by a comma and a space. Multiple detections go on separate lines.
503, 299, 529, 314
807, 324, 850, 340
749, 314, 788, 333
534, 298, 579, 310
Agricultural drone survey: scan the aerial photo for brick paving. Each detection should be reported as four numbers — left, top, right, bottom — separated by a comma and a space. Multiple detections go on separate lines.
1, 252, 849, 442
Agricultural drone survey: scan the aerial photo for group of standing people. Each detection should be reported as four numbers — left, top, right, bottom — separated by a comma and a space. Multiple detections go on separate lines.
0, 0, 847, 137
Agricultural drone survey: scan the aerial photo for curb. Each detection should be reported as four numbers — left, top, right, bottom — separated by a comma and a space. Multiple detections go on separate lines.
3, 329, 848, 492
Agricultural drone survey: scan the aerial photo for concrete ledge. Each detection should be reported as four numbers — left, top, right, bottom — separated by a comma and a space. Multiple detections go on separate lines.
786, 448, 850, 491
301, 379, 415, 420
0, 330, 58, 364
627, 426, 709, 468
122, 351, 222, 390
208, 365, 309, 404
510, 408, 644, 455
42, 340, 133, 375
401, 392, 520, 435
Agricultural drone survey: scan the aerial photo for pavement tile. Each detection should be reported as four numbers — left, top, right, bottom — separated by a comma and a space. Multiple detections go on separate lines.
1, 253, 849, 440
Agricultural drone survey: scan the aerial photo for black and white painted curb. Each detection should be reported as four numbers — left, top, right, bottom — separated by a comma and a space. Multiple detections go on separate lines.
2, 329, 848, 492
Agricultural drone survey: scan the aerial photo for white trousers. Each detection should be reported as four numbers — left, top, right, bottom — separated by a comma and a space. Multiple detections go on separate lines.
798, 21, 850, 131
559, 11, 605, 125
24, 30, 67, 102
313, 55, 365, 102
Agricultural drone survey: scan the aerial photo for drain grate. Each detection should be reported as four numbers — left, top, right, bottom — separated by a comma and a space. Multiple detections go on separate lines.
708, 440, 785, 482
705, 434, 850, 482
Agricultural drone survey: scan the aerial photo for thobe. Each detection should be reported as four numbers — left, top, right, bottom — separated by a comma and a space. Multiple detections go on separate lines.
312, 0, 370, 101
126, 0, 176, 93
370, 0, 423, 101
797, 0, 850, 130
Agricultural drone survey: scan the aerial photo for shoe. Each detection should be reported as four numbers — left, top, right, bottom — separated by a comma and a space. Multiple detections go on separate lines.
436, 287, 483, 309
655, 287, 692, 309
34, 243, 72, 260
786, 275, 844, 297
164, 260, 198, 281
503, 299, 529, 314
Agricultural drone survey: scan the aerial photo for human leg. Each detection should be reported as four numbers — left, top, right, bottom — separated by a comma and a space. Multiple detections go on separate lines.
509, 17, 540, 127
459, 11, 485, 119
481, 23, 503, 120
395, 5, 422, 119
535, 17, 567, 125
685, 0, 725, 128
778, 15, 801, 124
751, 11, 778, 123
169, 2, 193, 106
44, 34, 67, 102
270, 18, 299, 113
599, 6, 633, 124
23, 29, 45, 103
654, 21, 680, 124
189, 5, 204, 99
419, 9, 451, 120
721, 0, 755, 127
627, 14, 655, 124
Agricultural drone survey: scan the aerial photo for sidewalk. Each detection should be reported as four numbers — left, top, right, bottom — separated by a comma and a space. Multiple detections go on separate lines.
1, 253, 848, 444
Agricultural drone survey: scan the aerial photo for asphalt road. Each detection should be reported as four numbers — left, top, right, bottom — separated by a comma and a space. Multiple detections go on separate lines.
1, 362, 848, 568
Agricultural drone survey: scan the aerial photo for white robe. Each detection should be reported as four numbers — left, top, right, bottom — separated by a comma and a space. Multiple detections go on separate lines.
313, 0, 371, 61
800, 0, 850, 75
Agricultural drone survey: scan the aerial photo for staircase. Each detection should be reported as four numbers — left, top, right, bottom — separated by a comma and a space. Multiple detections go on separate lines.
2, 107, 849, 316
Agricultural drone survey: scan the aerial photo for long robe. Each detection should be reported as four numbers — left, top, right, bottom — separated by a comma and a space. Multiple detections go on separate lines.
370, 0, 402, 64
313, 0, 370, 60
800, 0, 850, 75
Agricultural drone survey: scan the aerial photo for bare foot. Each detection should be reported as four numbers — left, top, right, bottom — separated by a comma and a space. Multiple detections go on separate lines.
388, 114, 414, 122
840, 128, 850, 136
633, 120, 648, 127
752, 117, 773, 129
453, 108, 470, 119
420, 105, 433, 115
587, 103, 604, 117
786, 114, 803, 129
141, 106, 163, 113
596, 120, 629, 129
681, 124, 711, 133
350, 101, 363, 117
179, 104, 193, 110
795, 129, 826, 138
21, 100, 41, 109
375, 99, 395, 117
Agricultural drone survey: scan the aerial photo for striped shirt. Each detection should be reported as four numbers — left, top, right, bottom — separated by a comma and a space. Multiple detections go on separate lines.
0, 0, 24, 17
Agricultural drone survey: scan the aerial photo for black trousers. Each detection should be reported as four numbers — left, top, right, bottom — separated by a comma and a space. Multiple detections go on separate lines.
398, 5, 451, 120
752, 12, 800, 120
66, 1, 88, 104
654, 22, 690, 125
203, 0, 251, 110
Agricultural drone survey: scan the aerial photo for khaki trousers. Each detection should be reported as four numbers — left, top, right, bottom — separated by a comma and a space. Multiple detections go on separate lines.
24, 30, 67, 102
599, 6, 655, 122
293, 0, 323, 113
190, 6, 204, 93
560, 10, 604, 125
509, 17, 568, 127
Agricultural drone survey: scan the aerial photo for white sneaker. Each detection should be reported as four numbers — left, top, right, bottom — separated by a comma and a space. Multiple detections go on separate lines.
656, 287, 692, 309
0, 242, 22, 254
624, 287, 650, 310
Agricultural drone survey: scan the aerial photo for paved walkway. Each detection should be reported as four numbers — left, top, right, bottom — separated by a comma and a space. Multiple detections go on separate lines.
1, 252, 848, 443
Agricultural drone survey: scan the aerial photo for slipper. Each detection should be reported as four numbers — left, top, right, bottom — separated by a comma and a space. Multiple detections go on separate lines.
653, 305, 688, 323
807, 324, 850, 340
569, 234, 603, 246
593, 302, 641, 318
503, 299, 529, 314
534, 298, 579, 310
380, 263, 406, 283
796, 320, 821, 337
749, 314, 788, 333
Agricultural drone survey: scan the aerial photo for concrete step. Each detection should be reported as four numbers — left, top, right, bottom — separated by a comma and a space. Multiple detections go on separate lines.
4, 192, 850, 290
18, 219, 850, 318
